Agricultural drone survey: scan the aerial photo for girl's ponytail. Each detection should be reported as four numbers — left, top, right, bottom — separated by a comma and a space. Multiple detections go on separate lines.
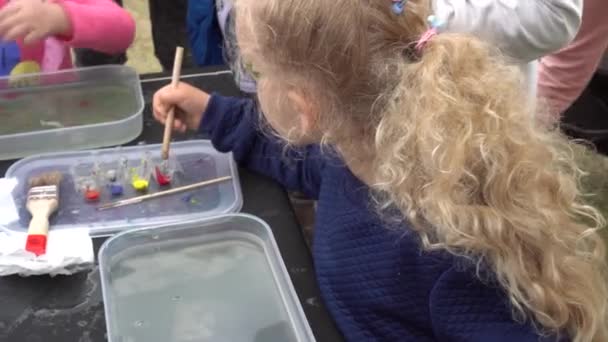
373, 32, 608, 341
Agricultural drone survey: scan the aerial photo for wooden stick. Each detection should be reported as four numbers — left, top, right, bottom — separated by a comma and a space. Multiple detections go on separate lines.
161, 47, 185, 160
97, 176, 232, 211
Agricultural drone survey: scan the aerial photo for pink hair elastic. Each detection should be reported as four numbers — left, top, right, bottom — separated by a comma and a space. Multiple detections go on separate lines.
415, 15, 444, 53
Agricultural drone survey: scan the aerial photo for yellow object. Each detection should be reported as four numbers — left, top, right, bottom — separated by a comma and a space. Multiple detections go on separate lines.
132, 178, 149, 191
9, 61, 41, 88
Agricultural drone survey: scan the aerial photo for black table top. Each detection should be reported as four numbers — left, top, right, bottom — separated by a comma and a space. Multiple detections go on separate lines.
0, 67, 342, 342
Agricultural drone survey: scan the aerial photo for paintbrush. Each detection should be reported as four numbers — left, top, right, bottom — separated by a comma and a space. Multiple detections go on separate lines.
25, 171, 63, 256
97, 176, 232, 211
157, 47, 185, 186
160, 46, 185, 162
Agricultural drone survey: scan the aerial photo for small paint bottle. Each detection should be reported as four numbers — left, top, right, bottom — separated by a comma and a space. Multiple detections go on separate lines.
109, 183, 124, 197
131, 152, 152, 192
154, 154, 181, 186
154, 160, 172, 186
83, 181, 101, 202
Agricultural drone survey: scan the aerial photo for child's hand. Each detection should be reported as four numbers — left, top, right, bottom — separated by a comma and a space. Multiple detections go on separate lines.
0, 0, 71, 44
153, 82, 211, 133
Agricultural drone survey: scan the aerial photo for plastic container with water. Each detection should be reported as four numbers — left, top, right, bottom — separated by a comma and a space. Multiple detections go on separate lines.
3, 140, 242, 236
0, 65, 144, 160
99, 214, 315, 342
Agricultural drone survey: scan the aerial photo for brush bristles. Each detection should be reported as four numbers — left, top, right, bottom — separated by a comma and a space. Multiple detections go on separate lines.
28, 171, 63, 189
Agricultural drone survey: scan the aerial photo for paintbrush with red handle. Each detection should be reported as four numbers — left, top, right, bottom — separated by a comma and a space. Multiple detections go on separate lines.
25, 171, 63, 256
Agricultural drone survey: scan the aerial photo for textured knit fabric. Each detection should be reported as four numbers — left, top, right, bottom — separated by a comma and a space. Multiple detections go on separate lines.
200, 94, 562, 342
538, 0, 608, 118
0, 0, 134, 76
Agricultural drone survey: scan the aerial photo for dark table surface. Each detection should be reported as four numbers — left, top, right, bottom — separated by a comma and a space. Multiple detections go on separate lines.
0, 67, 342, 342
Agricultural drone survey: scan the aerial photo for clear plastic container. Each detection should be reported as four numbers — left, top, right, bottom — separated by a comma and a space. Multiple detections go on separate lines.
4, 140, 242, 236
99, 214, 315, 342
0, 65, 144, 160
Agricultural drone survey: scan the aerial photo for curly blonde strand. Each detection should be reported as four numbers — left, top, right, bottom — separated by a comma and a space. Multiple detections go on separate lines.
373, 34, 608, 341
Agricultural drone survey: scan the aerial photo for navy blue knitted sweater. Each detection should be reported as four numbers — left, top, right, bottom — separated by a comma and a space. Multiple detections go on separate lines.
201, 94, 559, 342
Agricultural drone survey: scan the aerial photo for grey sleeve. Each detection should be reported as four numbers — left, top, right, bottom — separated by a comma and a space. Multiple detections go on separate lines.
433, 0, 583, 62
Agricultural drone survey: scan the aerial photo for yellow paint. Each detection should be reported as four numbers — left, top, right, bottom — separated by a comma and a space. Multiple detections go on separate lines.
132, 178, 149, 191
9, 61, 41, 87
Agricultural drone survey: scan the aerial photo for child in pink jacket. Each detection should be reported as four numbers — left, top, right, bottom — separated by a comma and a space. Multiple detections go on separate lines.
537, 0, 608, 121
0, 0, 135, 77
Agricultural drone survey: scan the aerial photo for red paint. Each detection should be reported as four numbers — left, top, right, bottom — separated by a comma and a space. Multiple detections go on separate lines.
79, 100, 90, 108
154, 166, 171, 186
25, 234, 47, 256
85, 189, 100, 201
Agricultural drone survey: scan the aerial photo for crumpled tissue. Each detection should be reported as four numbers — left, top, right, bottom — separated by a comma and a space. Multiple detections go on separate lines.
0, 178, 94, 276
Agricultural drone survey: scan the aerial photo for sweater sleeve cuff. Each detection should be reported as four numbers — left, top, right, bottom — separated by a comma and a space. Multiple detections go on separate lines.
198, 93, 226, 135
49, 0, 75, 41
196, 93, 260, 158
49, 0, 135, 53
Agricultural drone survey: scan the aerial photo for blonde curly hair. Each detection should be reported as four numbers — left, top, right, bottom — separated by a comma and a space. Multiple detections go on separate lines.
234, 0, 608, 340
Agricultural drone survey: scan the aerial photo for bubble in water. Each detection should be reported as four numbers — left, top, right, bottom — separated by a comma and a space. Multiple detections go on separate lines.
71, 209, 80, 215
172, 295, 182, 301
133, 320, 144, 327
77, 320, 88, 327
152, 235, 159, 240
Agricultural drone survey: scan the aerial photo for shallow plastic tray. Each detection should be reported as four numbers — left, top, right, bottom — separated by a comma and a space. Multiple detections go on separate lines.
4, 140, 242, 237
0, 65, 144, 160
99, 214, 315, 342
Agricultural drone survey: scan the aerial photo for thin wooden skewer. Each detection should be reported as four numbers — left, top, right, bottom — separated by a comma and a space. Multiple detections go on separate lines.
97, 176, 233, 211
161, 47, 185, 161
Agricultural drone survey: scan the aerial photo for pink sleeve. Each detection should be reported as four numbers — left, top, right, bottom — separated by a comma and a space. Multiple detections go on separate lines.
52, 0, 135, 54
537, 0, 608, 120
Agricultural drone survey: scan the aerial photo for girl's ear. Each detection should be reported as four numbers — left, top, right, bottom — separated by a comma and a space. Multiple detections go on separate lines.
287, 90, 318, 136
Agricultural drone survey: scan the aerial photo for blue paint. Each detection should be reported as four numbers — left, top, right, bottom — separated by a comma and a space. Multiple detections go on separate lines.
110, 184, 124, 197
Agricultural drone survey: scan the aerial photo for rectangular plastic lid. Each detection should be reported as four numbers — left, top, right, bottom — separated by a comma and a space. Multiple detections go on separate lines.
4, 140, 242, 236
0, 65, 144, 160
99, 214, 315, 342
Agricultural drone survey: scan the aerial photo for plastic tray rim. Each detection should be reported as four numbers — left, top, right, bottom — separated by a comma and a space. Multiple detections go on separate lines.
0, 65, 145, 140
5, 140, 243, 237
98, 213, 316, 342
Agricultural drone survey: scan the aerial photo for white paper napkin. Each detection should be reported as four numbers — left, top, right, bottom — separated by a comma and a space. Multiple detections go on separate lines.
0, 177, 19, 226
0, 228, 94, 276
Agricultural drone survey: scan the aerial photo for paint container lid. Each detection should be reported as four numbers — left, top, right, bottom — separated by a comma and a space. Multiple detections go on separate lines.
4, 140, 243, 237
0, 65, 144, 160
99, 214, 315, 342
